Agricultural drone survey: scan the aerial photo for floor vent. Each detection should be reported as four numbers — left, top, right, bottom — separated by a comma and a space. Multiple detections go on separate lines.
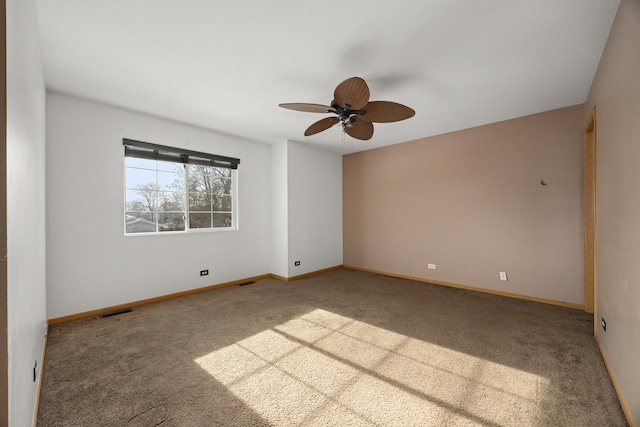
101, 308, 132, 318
238, 281, 256, 287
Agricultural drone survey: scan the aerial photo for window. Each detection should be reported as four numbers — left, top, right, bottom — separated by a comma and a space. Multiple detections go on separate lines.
123, 139, 239, 234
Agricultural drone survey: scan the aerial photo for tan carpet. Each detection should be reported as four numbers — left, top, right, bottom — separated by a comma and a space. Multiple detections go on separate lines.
37, 268, 627, 426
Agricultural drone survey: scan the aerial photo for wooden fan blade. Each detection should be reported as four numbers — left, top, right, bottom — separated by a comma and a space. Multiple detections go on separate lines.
345, 119, 374, 140
334, 77, 370, 110
304, 117, 340, 136
359, 101, 416, 123
279, 103, 336, 113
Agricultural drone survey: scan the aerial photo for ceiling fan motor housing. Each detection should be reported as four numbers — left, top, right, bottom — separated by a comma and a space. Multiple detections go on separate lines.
331, 100, 364, 127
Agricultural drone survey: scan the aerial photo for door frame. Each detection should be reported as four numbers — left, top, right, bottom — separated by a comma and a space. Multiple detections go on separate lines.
583, 106, 597, 330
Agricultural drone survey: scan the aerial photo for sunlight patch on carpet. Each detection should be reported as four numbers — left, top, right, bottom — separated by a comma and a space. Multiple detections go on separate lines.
195, 309, 549, 426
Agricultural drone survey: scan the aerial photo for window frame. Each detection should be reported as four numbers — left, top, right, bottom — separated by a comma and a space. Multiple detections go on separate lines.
123, 139, 240, 235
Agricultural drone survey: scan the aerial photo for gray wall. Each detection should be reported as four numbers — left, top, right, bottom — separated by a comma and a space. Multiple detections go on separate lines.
287, 141, 342, 276
269, 140, 344, 278
6, 0, 48, 424
46, 93, 272, 319
46, 94, 344, 319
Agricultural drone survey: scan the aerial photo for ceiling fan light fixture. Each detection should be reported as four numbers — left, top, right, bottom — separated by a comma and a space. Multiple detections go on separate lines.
342, 118, 354, 128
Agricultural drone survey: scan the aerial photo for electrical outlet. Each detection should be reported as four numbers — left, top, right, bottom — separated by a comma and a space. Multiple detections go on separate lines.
200, 270, 209, 276
294, 261, 301, 266
33, 360, 37, 382
499, 272, 508, 281
428, 264, 436, 270
601, 317, 607, 332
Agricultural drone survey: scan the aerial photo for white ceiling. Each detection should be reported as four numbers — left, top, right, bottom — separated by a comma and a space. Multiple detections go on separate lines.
36, 1, 620, 155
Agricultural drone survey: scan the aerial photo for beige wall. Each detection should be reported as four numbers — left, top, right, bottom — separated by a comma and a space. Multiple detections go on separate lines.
584, 0, 640, 423
344, 104, 584, 306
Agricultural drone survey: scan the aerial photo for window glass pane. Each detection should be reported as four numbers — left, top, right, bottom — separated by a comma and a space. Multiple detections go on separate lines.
189, 212, 212, 229
126, 211, 156, 222
212, 195, 232, 212
125, 157, 156, 169
157, 160, 178, 172
213, 167, 232, 178
188, 165, 213, 192
213, 213, 232, 228
189, 192, 211, 211
126, 189, 157, 212
125, 168, 156, 189
210, 177, 231, 195
158, 213, 185, 232
125, 212, 157, 233
159, 191, 185, 211
211, 194, 221, 211
157, 170, 182, 191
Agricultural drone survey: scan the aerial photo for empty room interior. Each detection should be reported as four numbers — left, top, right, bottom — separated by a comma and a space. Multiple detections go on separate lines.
3, 0, 640, 425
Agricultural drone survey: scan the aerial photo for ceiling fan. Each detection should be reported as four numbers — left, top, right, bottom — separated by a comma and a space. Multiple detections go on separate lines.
279, 77, 415, 141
